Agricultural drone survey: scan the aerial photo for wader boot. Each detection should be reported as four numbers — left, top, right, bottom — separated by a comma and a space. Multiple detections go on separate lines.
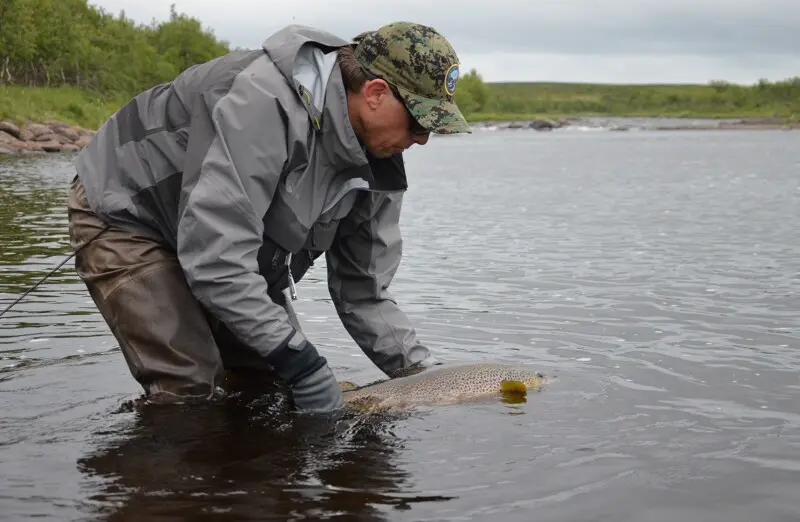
67, 175, 301, 403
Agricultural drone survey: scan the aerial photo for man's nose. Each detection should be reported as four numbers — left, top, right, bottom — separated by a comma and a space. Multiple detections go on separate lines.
412, 133, 430, 146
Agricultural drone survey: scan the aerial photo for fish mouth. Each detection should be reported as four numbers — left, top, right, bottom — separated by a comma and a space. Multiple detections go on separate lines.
525, 372, 547, 387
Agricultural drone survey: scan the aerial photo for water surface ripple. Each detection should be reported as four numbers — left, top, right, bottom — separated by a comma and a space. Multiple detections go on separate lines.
1, 129, 798, 521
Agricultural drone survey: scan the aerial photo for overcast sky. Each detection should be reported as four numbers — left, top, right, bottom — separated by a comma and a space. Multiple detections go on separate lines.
89, 0, 799, 84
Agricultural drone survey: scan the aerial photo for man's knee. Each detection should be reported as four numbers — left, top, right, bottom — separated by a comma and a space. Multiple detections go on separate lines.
102, 259, 225, 397
66, 193, 225, 401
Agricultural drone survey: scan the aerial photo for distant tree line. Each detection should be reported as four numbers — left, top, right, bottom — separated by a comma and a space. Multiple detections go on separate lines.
454, 70, 800, 119
0, 0, 230, 94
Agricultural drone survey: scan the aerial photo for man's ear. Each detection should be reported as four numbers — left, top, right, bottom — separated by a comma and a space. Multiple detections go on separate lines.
362, 79, 391, 110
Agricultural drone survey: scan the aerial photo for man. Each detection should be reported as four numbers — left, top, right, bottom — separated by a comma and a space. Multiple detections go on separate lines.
66, 21, 471, 413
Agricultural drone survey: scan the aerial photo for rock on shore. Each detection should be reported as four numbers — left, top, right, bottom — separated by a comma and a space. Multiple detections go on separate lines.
0, 120, 95, 155
482, 118, 570, 131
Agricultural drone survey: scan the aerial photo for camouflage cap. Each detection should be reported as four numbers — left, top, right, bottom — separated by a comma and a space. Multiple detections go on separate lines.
353, 21, 472, 134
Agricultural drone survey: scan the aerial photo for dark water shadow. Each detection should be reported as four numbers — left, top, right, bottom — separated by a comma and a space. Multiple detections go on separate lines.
75, 387, 455, 522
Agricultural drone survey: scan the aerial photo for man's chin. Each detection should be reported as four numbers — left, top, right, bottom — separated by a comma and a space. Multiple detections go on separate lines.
367, 147, 402, 159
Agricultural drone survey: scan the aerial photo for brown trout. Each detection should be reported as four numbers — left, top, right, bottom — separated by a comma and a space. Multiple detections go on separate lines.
339, 362, 546, 411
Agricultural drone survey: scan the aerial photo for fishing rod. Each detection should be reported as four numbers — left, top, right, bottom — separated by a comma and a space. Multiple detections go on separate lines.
0, 224, 109, 320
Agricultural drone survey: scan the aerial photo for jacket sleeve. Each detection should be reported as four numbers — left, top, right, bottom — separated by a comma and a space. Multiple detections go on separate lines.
176, 72, 306, 356
325, 189, 431, 376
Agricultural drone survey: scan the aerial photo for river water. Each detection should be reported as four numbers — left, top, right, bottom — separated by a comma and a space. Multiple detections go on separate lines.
1, 127, 799, 521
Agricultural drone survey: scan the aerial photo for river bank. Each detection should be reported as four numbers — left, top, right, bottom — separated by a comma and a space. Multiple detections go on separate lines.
469, 116, 800, 132
1, 84, 797, 156
3, 115, 798, 156
0, 120, 95, 155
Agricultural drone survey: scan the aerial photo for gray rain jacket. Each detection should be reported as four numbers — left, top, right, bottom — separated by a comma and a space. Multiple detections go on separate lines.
73, 25, 430, 376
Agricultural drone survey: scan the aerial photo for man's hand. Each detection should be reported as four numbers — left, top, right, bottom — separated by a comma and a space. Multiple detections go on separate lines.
290, 363, 345, 412
266, 336, 344, 413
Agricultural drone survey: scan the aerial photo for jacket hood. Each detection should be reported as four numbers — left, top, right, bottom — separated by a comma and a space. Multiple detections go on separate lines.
262, 24, 350, 78
261, 25, 350, 130
262, 24, 369, 173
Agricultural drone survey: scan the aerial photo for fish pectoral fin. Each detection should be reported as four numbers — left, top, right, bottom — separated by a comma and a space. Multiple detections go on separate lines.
500, 380, 528, 405
499, 380, 528, 394
345, 396, 386, 413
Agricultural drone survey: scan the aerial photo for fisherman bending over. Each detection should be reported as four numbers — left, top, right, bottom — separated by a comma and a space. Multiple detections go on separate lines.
66, 21, 471, 412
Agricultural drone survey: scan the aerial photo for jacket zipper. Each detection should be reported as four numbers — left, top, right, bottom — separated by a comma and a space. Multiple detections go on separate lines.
272, 241, 315, 302
271, 249, 282, 271
285, 252, 298, 300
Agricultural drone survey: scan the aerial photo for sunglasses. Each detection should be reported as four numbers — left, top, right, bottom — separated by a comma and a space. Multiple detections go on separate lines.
387, 84, 429, 136
367, 73, 429, 136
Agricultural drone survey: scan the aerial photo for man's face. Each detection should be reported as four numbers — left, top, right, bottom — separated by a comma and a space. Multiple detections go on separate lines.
358, 79, 430, 158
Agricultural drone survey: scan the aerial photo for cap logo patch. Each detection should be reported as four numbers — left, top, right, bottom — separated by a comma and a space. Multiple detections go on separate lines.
445, 64, 459, 96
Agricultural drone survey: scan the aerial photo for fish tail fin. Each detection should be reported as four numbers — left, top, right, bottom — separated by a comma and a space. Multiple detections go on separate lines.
339, 381, 359, 392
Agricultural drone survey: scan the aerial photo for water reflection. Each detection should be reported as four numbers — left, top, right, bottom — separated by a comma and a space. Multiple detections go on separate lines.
1, 155, 112, 367
76, 393, 450, 521
2, 130, 800, 522
0, 155, 75, 288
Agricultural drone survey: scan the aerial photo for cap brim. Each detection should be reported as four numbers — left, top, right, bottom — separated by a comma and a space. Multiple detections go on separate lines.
396, 86, 472, 134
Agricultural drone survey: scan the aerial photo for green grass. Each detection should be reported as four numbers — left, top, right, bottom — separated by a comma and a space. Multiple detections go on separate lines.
462, 81, 800, 123
0, 85, 129, 129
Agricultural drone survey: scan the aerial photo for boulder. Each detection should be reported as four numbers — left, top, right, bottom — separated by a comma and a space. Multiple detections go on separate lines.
75, 135, 93, 148
0, 143, 20, 155
39, 140, 65, 152
34, 132, 63, 142
0, 121, 21, 140
0, 130, 18, 144
54, 126, 81, 142
529, 119, 562, 131
25, 123, 52, 137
